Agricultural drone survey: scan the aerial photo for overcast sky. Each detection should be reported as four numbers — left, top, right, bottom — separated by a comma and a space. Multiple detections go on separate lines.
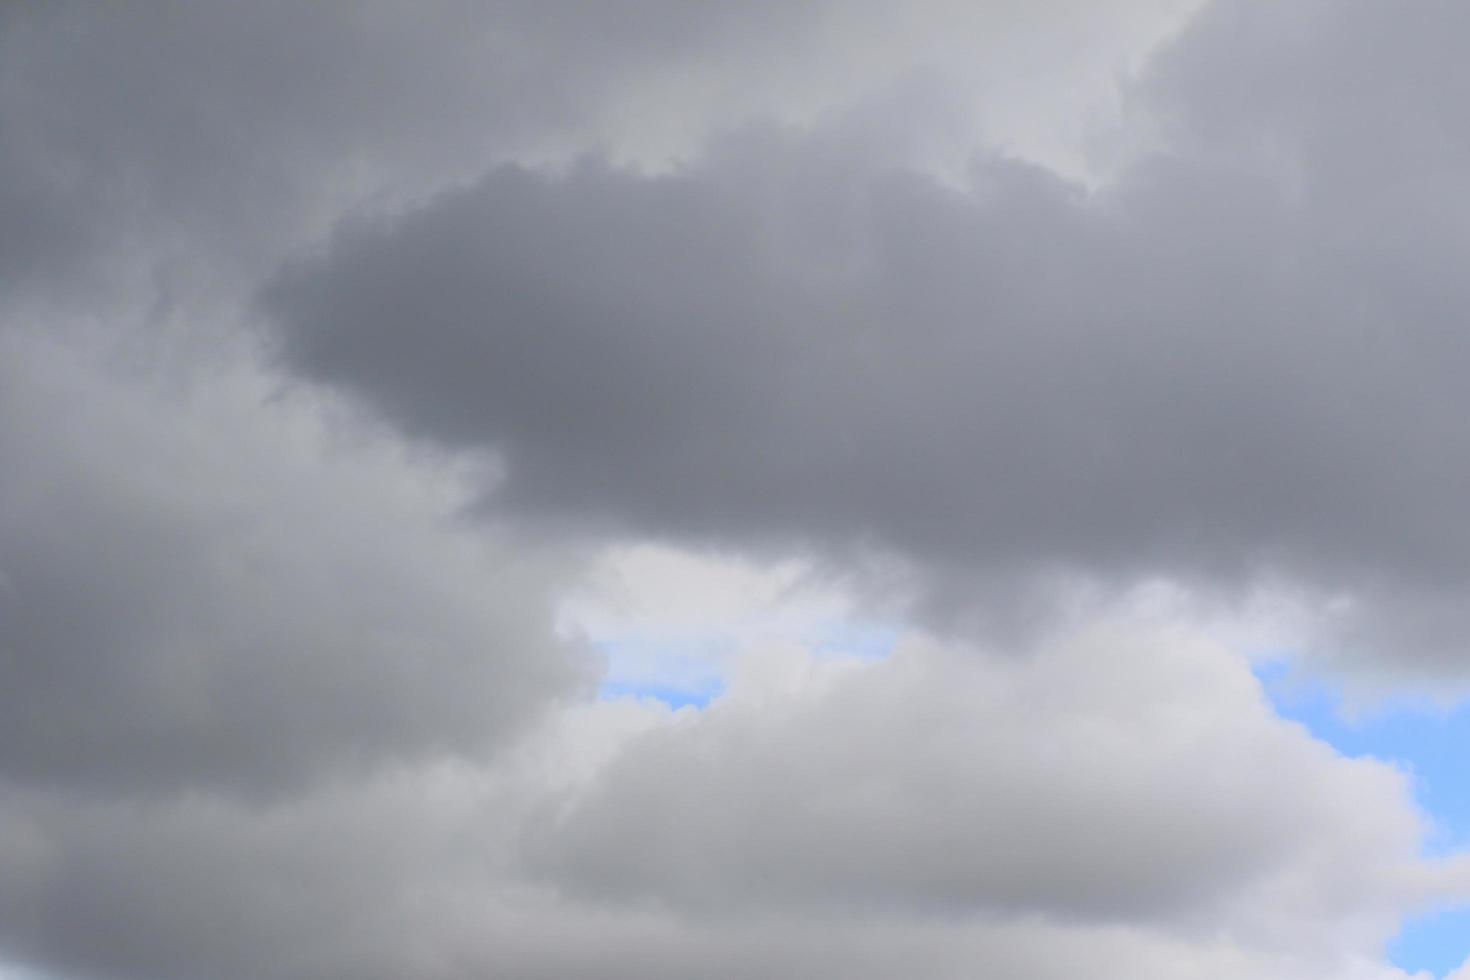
6, 2, 1470, 978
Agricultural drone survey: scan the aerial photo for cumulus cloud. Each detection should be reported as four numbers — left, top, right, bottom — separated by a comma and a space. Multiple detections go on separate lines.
4, 0, 1470, 977
0, 623, 1448, 980
2, 0, 1186, 301
0, 0, 835, 315
263, 0, 1470, 674
531, 627, 1420, 924
0, 329, 589, 797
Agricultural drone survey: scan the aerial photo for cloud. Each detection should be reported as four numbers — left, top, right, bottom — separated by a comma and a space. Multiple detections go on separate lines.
0, 0, 833, 314
261, 0, 1470, 675
4, 0, 1470, 978
530, 627, 1420, 925
0, 0, 1200, 316
0, 329, 589, 798
0, 622, 1443, 980
556, 542, 901, 701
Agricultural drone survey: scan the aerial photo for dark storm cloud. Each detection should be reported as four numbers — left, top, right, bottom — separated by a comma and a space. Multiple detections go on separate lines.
264, 0, 1470, 667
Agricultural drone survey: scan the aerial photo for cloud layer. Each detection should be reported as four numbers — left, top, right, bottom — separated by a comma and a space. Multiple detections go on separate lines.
5, 0, 1470, 978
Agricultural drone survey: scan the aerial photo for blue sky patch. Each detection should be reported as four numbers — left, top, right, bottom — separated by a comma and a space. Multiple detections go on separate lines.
598, 676, 725, 710
1256, 661, 1470, 976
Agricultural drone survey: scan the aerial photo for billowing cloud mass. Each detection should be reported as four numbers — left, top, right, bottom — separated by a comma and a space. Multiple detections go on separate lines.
533, 628, 1420, 921
264, 0, 1470, 674
0, 330, 589, 798
0, 621, 1454, 980
5, 0, 1470, 978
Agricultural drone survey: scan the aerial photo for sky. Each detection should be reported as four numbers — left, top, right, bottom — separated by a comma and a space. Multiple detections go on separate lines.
5, 1, 1470, 978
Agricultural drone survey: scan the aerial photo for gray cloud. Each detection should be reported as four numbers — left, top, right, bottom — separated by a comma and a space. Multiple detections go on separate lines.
0, 0, 829, 315
0, 332, 589, 798
0, 628, 1437, 980
5, 1, 1470, 978
527, 629, 1416, 923
262, 0, 1470, 670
